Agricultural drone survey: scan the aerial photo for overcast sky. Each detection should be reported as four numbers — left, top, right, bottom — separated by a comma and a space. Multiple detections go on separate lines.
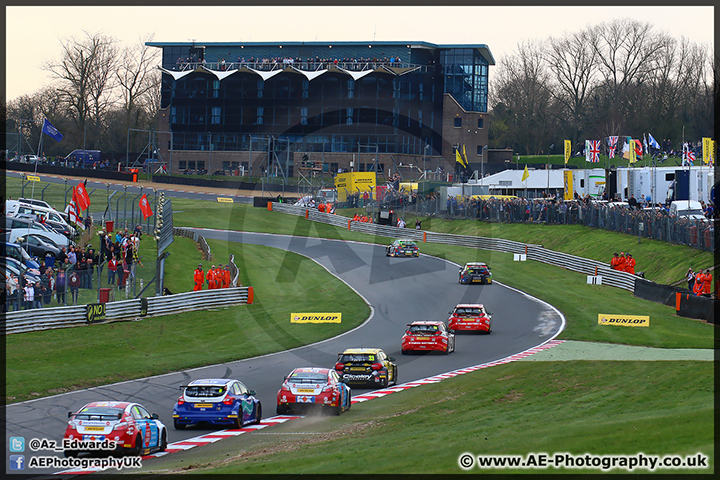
5, 5, 714, 102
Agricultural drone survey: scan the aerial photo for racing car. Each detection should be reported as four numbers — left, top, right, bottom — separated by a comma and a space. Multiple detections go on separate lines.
386, 238, 419, 257
448, 303, 493, 334
334, 348, 398, 388
172, 378, 262, 430
276, 367, 351, 415
401, 321, 455, 354
458, 262, 492, 284
64, 401, 167, 457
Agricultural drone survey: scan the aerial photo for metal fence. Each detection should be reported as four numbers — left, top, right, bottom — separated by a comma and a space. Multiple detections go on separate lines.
5, 287, 251, 334
271, 202, 638, 291
347, 194, 714, 252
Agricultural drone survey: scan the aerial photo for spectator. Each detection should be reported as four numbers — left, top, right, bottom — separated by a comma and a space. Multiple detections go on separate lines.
23, 282, 36, 310
7, 273, 20, 311
68, 271, 81, 304
56, 269, 67, 305
41, 268, 54, 305
686, 268, 695, 292
107, 256, 118, 285
415, 220, 422, 230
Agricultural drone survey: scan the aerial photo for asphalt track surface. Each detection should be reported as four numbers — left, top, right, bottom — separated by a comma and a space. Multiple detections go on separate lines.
4, 180, 564, 475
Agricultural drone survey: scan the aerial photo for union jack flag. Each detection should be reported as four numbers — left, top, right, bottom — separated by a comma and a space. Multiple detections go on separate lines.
64, 196, 85, 230
608, 136, 618, 158
586, 140, 601, 163
688, 150, 696, 162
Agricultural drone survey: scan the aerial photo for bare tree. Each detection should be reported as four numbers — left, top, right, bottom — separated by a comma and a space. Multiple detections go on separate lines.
491, 40, 556, 155
545, 29, 599, 146
43, 31, 119, 149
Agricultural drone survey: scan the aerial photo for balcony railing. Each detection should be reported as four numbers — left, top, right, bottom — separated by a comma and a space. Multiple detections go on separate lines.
166, 60, 434, 73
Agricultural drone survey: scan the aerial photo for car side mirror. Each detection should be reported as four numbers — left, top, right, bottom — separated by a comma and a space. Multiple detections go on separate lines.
68, 412, 74, 418
487, 312, 493, 315
248, 390, 256, 396
151, 413, 159, 419
388, 357, 396, 362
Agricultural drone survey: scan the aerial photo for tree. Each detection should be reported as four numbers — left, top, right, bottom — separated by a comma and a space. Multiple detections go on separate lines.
43, 31, 120, 150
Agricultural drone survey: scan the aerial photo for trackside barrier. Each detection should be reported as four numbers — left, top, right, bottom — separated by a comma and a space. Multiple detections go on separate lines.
271, 203, 641, 292
5, 287, 251, 334
175, 227, 212, 260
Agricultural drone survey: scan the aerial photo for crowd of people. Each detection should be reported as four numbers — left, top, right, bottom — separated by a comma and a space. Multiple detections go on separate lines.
4, 226, 143, 311
192, 263, 234, 290
174, 55, 407, 72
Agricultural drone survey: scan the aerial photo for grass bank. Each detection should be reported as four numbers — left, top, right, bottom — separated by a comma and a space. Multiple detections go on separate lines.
5, 239, 370, 403
141, 360, 714, 475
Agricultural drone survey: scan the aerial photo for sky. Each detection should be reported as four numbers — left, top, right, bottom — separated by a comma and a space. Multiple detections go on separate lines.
5, 5, 715, 102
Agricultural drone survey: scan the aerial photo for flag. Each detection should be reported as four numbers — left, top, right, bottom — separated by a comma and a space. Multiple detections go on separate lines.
564, 139, 571, 164
139, 194, 153, 219
41, 118, 63, 142
75, 182, 91, 211
702, 137, 712, 165
648, 133, 660, 150
643, 134, 649, 155
455, 146, 468, 169
634, 139, 643, 157
688, 150, 696, 163
608, 136, 618, 158
586, 140, 600, 163
64, 192, 85, 229
521, 165, 529, 181
622, 137, 631, 159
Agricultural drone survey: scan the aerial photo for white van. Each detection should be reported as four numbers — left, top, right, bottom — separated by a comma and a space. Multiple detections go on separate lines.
669, 200, 705, 221
13, 202, 76, 236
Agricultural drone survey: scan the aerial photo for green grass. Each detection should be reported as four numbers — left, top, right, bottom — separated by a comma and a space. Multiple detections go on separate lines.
142, 361, 713, 475
337, 210, 714, 286
5, 240, 370, 403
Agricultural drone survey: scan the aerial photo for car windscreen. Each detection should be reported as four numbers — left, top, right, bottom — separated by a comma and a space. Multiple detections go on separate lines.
339, 354, 376, 363
75, 407, 123, 420
399, 242, 416, 248
454, 308, 482, 316
466, 268, 488, 275
184, 385, 226, 397
288, 372, 327, 384
408, 324, 439, 334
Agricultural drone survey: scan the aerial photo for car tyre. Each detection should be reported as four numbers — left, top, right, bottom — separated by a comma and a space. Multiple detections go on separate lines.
173, 419, 185, 430
393, 367, 398, 385
132, 434, 143, 456
252, 403, 262, 425
276, 404, 288, 415
381, 375, 389, 388
159, 429, 167, 452
444, 342, 450, 355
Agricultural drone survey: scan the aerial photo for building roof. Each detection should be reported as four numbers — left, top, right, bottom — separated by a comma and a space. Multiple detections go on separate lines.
146, 40, 495, 64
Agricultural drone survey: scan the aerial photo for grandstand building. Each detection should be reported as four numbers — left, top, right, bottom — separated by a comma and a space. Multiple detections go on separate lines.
146, 41, 496, 178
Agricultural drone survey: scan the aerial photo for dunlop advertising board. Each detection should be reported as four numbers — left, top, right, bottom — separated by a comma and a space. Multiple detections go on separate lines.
598, 314, 649, 327
334, 172, 376, 202
291, 313, 342, 324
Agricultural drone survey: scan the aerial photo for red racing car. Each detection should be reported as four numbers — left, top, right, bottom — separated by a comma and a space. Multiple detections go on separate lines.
276, 367, 351, 415
401, 321, 455, 354
63, 401, 167, 457
447, 303, 493, 334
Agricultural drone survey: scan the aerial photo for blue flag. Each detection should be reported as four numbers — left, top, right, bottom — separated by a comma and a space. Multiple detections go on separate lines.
42, 118, 63, 142
647, 133, 660, 150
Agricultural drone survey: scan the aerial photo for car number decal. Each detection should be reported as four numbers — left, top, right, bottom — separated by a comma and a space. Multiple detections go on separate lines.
84, 426, 105, 431
297, 388, 314, 393
193, 403, 213, 408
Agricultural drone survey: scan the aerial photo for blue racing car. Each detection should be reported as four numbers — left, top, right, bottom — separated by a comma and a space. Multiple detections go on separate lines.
172, 378, 262, 429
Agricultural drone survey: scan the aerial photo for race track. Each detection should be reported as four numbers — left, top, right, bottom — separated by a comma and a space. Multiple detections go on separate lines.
5, 230, 564, 476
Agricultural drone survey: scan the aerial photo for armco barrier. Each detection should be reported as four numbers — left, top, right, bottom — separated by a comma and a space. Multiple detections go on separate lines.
5, 287, 251, 334
175, 227, 212, 260
675, 292, 716, 323
272, 203, 637, 292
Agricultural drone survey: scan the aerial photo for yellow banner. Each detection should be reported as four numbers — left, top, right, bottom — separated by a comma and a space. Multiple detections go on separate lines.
702, 137, 712, 165
334, 172, 376, 202
291, 313, 342, 324
217, 197, 234, 203
563, 170, 574, 200
598, 314, 649, 327
564, 140, 571, 164
26, 175, 41, 182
